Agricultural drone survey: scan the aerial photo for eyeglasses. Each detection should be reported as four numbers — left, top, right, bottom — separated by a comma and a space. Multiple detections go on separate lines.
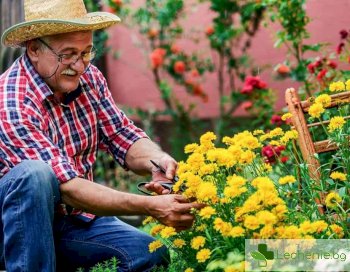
37, 38, 96, 65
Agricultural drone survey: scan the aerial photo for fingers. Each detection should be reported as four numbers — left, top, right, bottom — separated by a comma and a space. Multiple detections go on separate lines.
158, 155, 178, 180
145, 182, 171, 195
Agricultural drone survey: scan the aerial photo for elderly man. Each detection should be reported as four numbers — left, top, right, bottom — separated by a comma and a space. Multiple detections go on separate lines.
0, 0, 201, 271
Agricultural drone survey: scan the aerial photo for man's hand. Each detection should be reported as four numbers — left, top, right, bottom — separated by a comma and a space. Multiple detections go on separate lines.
148, 194, 204, 231
145, 154, 178, 195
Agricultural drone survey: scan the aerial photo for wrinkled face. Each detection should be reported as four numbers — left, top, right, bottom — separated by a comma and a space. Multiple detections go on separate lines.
27, 31, 93, 98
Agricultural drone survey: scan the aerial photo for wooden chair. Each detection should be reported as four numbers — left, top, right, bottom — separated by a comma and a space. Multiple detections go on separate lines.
285, 88, 350, 214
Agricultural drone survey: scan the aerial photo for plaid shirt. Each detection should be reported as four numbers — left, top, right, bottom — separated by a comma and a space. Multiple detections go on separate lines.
0, 53, 148, 221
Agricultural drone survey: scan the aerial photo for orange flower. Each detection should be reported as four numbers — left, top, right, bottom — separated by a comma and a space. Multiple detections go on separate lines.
277, 64, 290, 75
147, 28, 159, 39
205, 26, 214, 36
150, 48, 166, 69
112, 0, 122, 6
190, 69, 199, 77
174, 61, 186, 74
171, 44, 181, 54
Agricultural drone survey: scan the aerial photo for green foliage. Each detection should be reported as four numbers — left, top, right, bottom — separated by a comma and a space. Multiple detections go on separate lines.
76, 257, 119, 272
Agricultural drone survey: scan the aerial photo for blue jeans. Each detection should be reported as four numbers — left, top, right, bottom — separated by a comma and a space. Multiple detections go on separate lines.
0, 160, 169, 271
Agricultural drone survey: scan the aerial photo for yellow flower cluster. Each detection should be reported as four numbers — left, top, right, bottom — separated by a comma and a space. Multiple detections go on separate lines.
325, 192, 342, 209
149, 240, 163, 253
308, 103, 325, 118
328, 116, 346, 132
278, 175, 297, 185
330, 171, 347, 181
329, 81, 346, 92
196, 248, 211, 263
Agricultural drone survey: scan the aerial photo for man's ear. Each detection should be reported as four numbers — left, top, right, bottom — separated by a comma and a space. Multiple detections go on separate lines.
26, 40, 40, 62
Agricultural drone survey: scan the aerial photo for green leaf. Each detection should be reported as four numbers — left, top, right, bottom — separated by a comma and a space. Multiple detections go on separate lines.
339, 187, 346, 197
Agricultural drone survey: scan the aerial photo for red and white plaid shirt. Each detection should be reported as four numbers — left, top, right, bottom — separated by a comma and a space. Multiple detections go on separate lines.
0, 53, 148, 221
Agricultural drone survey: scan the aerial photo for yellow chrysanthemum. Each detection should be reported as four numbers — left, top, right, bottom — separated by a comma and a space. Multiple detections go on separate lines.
329, 224, 344, 238
184, 268, 194, 272
199, 131, 216, 151
330, 171, 347, 181
278, 175, 297, 185
271, 204, 288, 220
184, 143, 199, 154
230, 226, 245, 238
315, 94, 331, 107
325, 192, 342, 209
198, 163, 217, 176
328, 116, 346, 132
244, 215, 260, 230
259, 225, 275, 238
142, 216, 155, 225
345, 79, 350, 91
251, 177, 275, 191
278, 225, 301, 239
199, 206, 216, 219
160, 226, 176, 238
269, 140, 280, 146
224, 185, 247, 199
256, 210, 277, 225
253, 129, 264, 135
196, 248, 211, 263
173, 239, 186, 248
281, 112, 292, 121
269, 127, 284, 138
149, 240, 163, 253
191, 236, 206, 250
196, 182, 218, 203
311, 220, 328, 233
196, 224, 206, 232
214, 218, 233, 236
329, 81, 345, 92
280, 129, 298, 144
308, 103, 325, 118
150, 224, 165, 236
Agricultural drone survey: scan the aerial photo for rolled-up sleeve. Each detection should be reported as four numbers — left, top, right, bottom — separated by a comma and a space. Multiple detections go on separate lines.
96, 76, 148, 168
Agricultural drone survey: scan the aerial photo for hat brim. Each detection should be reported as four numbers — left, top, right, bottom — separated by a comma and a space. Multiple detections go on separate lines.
1, 12, 121, 47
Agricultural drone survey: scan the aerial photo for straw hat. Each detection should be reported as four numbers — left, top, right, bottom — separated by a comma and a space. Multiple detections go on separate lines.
1, 0, 121, 47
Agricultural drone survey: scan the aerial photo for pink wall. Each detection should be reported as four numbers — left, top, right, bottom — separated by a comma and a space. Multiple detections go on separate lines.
105, 0, 350, 118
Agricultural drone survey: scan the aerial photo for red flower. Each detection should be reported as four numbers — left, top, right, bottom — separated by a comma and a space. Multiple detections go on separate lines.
240, 76, 267, 95
270, 114, 283, 126
316, 69, 327, 81
327, 60, 337, 69
174, 61, 186, 74
280, 156, 289, 163
340, 29, 348, 39
240, 84, 253, 95
262, 145, 285, 163
150, 48, 166, 69
307, 63, 315, 74
193, 84, 203, 96
242, 101, 253, 110
337, 43, 345, 54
